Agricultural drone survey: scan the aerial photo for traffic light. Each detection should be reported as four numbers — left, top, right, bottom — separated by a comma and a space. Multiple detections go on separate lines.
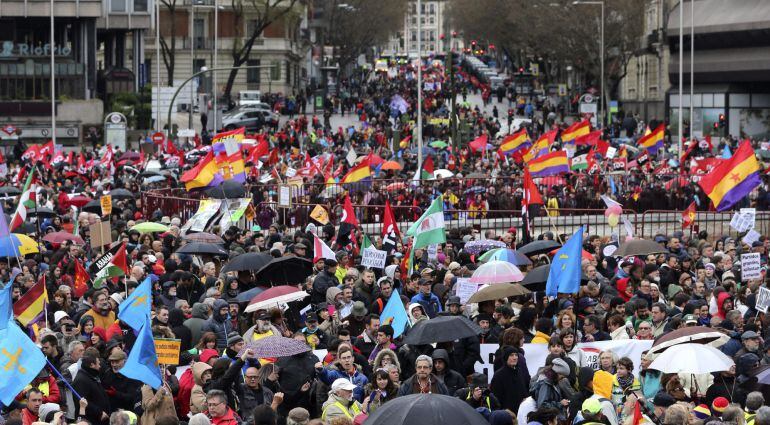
719, 113, 726, 128
471, 40, 477, 48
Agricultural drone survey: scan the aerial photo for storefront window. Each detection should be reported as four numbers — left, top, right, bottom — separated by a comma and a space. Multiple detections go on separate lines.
134, 0, 148, 12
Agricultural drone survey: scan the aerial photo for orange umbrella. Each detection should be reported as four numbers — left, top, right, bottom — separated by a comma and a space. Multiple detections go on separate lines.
381, 161, 403, 171
549, 247, 594, 260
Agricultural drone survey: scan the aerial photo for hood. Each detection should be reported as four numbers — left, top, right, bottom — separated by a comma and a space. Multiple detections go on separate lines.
431, 348, 450, 364
374, 348, 400, 371
326, 287, 342, 305
385, 265, 398, 280
489, 410, 514, 425
191, 303, 209, 320
593, 370, 613, 399
192, 362, 212, 385
212, 299, 229, 321
169, 308, 186, 327
578, 366, 596, 391
717, 292, 732, 319
500, 346, 517, 367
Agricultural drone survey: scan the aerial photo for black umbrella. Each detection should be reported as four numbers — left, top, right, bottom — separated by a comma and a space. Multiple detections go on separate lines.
521, 264, 590, 291
402, 316, 481, 345
221, 252, 272, 273
205, 180, 247, 199
109, 188, 135, 200
365, 394, 485, 425
517, 240, 561, 257
140, 170, 161, 178
255, 256, 313, 286
0, 187, 21, 196
82, 200, 122, 215
28, 207, 57, 218
176, 242, 229, 257
614, 239, 666, 257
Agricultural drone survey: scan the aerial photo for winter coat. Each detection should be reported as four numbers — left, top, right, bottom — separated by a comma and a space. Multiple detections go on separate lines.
397, 373, 449, 396
317, 362, 369, 402
372, 348, 401, 374
530, 375, 562, 412
276, 351, 319, 409
432, 349, 466, 395
101, 368, 142, 411
72, 365, 110, 424
184, 303, 210, 343
141, 385, 177, 425
312, 271, 338, 305
491, 347, 531, 411
190, 362, 213, 415
202, 299, 230, 348
321, 392, 363, 423
353, 279, 376, 307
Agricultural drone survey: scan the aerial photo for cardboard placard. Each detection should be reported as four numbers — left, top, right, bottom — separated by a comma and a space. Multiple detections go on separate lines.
154, 338, 181, 365
310, 205, 330, 225
741, 252, 762, 281
89, 220, 112, 248
100, 195, 112, 217
278, 185, 292, 208
454, 278, 479, 305
361, 247, 387, 269
756, 287, 770, 314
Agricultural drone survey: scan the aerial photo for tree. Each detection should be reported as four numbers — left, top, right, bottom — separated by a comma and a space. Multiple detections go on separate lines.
223, 0, 302, 104
448, 0, 644, 116
324, 0, 407, 75
158, 0, 179, 86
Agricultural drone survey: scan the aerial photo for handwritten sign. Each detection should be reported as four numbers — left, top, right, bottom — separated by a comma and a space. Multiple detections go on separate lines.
741, 252, 761, 281
361, 247, 387, 269
454, 278, 479, 305
100, 195, 112, 217
154, 338, 181, 365
756, 287, 770, 314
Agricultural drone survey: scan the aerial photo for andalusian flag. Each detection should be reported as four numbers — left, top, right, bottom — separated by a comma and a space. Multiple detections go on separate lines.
406, 195, 446, 250
9, 168, 36, 232
91, 243, 129, 288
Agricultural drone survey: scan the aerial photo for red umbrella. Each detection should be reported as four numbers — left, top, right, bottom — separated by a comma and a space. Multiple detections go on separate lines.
386, 182, 406, 191
67, 195, 93, 208
43, 231, 85, 246
549, 248, 594, 260
245, 286, 308, 313
534, 176, 566, 187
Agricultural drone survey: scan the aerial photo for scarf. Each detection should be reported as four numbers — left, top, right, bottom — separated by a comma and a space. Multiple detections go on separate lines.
617, 373, 635, 390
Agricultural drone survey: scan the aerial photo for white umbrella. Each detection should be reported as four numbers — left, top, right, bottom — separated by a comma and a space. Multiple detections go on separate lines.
433, 169, 454, 179
648, 343, 734, 374
244, 286, 309, 313
469, 260, 524, 284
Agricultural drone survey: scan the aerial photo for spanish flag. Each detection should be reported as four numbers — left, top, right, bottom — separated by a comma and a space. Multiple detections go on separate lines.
528, 150, 570, 178
561, 120, 591, 143
341, 158, 372, 184
638, 124, 665, 154
500, 129, 530, 155
181, 151, 220, 190
698, 140, 761, 211
14, 278, 47, 327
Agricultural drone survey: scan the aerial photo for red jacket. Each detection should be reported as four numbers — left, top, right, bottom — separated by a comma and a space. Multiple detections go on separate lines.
208, 408, 241, 425
21, 408, 38, 425
176, 368, 195, 418
16, 375, 61, 404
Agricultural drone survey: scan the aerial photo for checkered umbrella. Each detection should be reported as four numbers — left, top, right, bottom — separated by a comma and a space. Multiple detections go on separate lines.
237, 336, 310, 358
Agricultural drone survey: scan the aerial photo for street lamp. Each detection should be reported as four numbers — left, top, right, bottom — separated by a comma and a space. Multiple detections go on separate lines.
573, 0, 604, 129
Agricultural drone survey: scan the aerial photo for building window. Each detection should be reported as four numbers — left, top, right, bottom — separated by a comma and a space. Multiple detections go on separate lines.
111, 0, 126, 13
285, 60, 290, 84
194, 18, 206, 49
133, 0, 147, 12
247, 59, 260, 84
270, 61, 281, 81
246, 19, 261, 37
429, 3, 435, 14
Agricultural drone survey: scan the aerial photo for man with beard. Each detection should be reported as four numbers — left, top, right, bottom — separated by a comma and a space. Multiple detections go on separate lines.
202, 299, 231, 348
72, 355, 110, 424
244, 312, 279, 344
84, 291, 115, 331
159, 281, 179, 309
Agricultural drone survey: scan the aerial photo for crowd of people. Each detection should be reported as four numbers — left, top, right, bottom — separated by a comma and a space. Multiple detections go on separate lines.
0, 56, 769, 425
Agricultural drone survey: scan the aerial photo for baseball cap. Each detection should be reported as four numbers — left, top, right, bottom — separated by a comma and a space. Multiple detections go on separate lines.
582, 398, 602, 415
54, 311, 70, 323
447, 296, 462, 306
742, 330, 760, 340
331, 378, 357, 392
683, 314, 698, 324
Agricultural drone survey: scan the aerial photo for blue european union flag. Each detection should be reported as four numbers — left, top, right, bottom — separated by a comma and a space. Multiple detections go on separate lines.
545, 226, 584, 298
380, 292, 411, 338
0, 320, 46, 404
119, 321, 162, 389
118, 277, 152, 331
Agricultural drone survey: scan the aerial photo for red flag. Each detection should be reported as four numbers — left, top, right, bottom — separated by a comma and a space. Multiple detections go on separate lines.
266, 148, 280, 167
381, 200, 402, 253
523, 168, 544, 206
22, 145, 41, 163
74, 259, 89, 298
249, 138, 269, 163
447, 154, 457, 171
341, 195, 359, 226
469, 134, 489, 153
323, 155, 335, 179
632, 400, 644, 425
38, 140, 55, 158
682, 201, 697, 229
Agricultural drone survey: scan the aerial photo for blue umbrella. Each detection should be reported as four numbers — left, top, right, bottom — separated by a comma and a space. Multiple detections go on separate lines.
235, 286, 264, 303
478, 248, 533, 266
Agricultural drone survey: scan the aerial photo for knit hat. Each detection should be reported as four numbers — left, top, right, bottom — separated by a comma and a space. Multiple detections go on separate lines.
712, 396, 729, 413
693, 404, 711, 420
38, 403, 61, 422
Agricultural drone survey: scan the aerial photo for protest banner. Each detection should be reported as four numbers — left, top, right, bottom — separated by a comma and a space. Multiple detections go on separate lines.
154, 339, 181, 365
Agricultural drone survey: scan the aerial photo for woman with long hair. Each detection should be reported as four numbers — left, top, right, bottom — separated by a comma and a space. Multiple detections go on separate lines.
362, 369, 397, 414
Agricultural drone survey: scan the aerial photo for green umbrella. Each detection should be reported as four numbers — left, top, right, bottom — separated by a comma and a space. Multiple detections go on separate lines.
130, 222, 170, 234
430, 140, 448, 149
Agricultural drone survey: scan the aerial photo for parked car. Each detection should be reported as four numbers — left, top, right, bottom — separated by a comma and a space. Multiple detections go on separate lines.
222, 110, 268, 131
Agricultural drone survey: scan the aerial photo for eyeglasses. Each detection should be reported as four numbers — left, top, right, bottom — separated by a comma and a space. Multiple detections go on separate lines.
206, 401, 224, 408
245, 375, 259, 380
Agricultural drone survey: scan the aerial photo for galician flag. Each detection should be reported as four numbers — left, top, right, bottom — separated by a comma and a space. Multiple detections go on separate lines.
406, 195, 446, 250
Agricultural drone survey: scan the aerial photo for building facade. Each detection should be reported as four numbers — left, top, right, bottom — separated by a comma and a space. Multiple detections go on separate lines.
381, 0, 461, 58
618, 0, 673, 123
142, 0, 308, 102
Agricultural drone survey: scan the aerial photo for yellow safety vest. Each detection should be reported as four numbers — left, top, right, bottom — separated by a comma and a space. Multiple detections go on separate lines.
322, 401, 361, 422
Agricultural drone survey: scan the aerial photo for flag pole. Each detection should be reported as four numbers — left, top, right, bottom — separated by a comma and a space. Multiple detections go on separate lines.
46, 357, 83, 399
